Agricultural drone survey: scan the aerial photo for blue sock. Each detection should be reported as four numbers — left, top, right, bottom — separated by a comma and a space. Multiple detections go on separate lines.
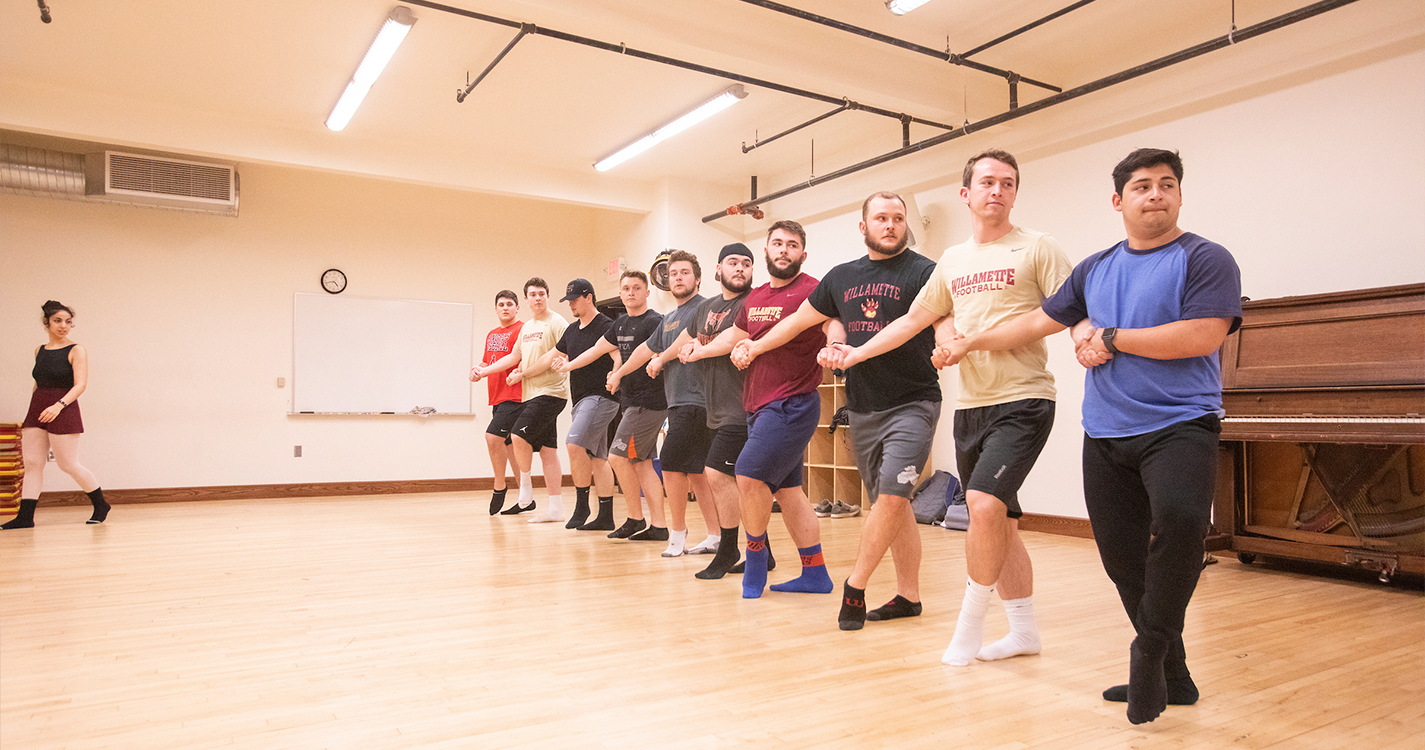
742, 532, 769, 599
770, 544, 833, 594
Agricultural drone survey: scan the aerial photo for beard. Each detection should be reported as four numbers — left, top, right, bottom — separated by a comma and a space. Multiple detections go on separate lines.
672, 285, 696, 301
765, 253, 803, 280
863, 229, 908, 256
721, 273, 751, 294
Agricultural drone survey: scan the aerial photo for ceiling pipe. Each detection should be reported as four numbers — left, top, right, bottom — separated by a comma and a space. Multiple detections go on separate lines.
457, 24, 532, 102
703, 0, 1361, 223
407, 0, 960, 132
960, 0, 1100, 59
735, 0, 1061, 93
742, 103, 852, 153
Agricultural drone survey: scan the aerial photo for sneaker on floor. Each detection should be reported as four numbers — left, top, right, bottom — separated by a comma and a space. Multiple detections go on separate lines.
813, 500, 835, 517
829, 501, 861, 518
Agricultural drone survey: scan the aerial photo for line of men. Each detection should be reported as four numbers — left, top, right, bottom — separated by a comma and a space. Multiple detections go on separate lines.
470, 146, 1241, 725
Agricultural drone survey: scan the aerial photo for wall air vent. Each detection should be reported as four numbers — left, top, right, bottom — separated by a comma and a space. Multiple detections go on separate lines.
85, 150, 239, 216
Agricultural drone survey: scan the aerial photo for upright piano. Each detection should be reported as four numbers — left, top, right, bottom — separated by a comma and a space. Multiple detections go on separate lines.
1211, 283, 1425, 581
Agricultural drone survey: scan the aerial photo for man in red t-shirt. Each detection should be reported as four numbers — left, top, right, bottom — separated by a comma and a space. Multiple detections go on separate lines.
470, 290, 523, 515
723, 220, 837, 599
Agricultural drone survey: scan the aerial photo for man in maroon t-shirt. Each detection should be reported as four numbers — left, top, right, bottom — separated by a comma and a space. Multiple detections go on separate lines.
470, 289, 524, 515
721, 220, 837, 599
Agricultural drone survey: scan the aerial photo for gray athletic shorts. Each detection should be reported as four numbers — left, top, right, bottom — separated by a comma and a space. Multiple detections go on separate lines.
566, 395, 619, 460
610, 405, 666, 463
849, 400, 943, 501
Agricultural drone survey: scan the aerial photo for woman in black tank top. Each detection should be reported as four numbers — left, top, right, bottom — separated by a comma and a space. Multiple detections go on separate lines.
3, 301, 108, 529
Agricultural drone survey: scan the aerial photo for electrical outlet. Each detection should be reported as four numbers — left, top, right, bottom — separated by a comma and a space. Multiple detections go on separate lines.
276, 377, 286, 388
294, 445, 302, 458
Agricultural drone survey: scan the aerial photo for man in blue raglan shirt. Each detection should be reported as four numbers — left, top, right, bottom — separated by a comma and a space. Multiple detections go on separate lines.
942, 149, 1242, 725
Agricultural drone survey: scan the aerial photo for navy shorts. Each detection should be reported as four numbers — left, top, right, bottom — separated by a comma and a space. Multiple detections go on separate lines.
953, 398, 1055, 518
736, 391, 819, 493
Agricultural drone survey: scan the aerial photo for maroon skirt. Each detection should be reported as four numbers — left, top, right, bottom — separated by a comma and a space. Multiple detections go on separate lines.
21, 387, 84, 434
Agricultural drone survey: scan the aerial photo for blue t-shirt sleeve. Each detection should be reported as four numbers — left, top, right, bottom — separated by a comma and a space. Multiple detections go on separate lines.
1181, 239, 1243, 334
806, 273, 838, 319
1042, 250, 1105, 326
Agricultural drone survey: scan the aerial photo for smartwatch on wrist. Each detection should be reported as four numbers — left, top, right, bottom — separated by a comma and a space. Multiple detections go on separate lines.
1101, 327, 1119, 354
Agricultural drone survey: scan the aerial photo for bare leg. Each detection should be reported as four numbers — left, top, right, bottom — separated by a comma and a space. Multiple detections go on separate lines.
689, 471, 719, 534
633, 460, 666, 527
998, 521, 1034, 599
737, 475, 774, 537
845, 494, 916, 591
663, 471, 690, 533
591, 458, 615, 497
707, 469, 741, 529
566, 443, 592, 487
486, 433, 511, 491
609, 455, 643, 520
943, 490, 1012, 665
773, 486, 820, 549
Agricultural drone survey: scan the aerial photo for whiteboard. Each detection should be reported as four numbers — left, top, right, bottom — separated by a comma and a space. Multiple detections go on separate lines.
292, 293, 474, 414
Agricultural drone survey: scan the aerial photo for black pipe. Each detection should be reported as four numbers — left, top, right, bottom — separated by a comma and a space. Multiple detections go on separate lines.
742, 104, 850, 153
406, 0, 960, 132
703, 0, 1360, 222
457, 25, 532, 103
735, 0, 1061, 93
961, 0, 1100, 59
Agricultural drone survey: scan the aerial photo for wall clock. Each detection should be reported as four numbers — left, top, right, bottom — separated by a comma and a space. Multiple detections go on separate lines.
321, 268, 347, 294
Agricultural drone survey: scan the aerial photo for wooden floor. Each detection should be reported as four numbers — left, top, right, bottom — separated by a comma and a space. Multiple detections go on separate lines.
2, 493, 1421, 749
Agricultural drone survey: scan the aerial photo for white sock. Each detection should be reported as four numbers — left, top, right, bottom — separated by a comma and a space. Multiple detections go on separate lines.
687, 534, 720, 554
661, 528, 688, 557
977, 596, 1041, 661
942, 579, 994, 666
529, 493, 565, 523
517, 472, 533, 508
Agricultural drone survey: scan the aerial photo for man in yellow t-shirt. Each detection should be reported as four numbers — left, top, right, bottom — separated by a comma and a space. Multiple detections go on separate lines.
828, 149, 1071, 666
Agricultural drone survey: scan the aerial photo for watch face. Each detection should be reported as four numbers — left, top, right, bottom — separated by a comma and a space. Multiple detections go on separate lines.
321, 268, 347, 294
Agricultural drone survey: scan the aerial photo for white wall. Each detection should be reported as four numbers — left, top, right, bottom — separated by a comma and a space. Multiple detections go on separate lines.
2, 163, 607, 492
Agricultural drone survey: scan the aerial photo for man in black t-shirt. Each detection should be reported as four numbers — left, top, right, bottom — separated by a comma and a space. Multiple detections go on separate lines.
559, 271, 670, 542
738, 192, 953, 631
551, 278, 620, 531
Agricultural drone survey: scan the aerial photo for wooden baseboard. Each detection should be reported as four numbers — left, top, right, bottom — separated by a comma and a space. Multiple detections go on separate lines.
1018, 512, 1094, 539
37, 476, 573, 506
34, 482, 1097, 541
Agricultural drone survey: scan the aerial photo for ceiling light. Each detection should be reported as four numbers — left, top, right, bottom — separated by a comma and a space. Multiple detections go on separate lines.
594, 84, 749, 172
885, 0, 933, 15
326, 6, 418, 132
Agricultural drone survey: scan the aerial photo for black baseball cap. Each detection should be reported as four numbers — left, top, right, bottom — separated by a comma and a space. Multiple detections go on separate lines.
719, 242, 754, 262
561, 278, 595, 301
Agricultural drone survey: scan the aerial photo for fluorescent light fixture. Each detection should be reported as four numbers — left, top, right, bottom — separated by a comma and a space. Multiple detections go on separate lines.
326, 6, 418, 132
885, 0, 933, 15
594, 84, 749, 172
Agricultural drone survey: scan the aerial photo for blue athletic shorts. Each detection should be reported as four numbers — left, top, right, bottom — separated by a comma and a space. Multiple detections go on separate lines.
736, 391, 820, 493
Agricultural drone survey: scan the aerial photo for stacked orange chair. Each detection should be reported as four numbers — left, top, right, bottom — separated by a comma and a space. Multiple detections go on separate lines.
0, 424, 21, 519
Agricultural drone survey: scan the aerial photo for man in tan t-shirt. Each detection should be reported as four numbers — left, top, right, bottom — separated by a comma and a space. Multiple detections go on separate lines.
827, 149, 1071, 666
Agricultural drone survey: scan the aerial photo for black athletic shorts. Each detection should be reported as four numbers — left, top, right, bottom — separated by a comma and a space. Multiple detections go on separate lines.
953, 398, 1056, 518
704, 423, 749, 476
485, 400, 523, 444
511, 394, 567, 452
660, 405, 713, 474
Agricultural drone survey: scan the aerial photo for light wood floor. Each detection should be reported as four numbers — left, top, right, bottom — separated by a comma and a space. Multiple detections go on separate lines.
2, 493, 1421, 749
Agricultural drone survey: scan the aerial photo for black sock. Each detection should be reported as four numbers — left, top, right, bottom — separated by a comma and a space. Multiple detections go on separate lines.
2, 499, 38, 530
565, 487, 591, 529
1127, 637, 1169, 724
499, 499, 534, 515
696, 527, 743, 579
608, 517, 646, 539
85, 488, 110, 524
865, 594, 922, 621
630, 524, 669, 541
488, 488, 507, 516
730, 544, 774, 574
1103, 677, 1199, 705
838, 582, 867, 631
579, 497, 615, 530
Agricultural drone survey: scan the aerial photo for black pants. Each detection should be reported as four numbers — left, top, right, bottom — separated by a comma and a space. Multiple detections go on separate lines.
1082, 414, 1219, 658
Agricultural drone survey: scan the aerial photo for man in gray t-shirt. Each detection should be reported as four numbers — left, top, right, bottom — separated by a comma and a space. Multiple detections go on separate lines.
621, 250, 721, 558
